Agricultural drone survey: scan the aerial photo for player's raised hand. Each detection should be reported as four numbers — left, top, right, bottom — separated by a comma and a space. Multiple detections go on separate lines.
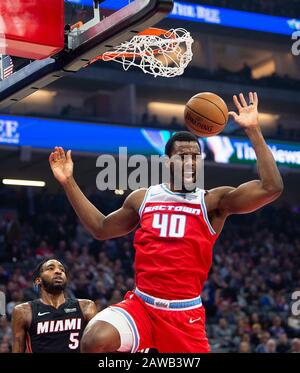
228, 92, 259, 130
49, 147, 73, 185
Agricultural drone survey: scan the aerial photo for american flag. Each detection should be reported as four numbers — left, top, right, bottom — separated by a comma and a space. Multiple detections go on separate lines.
0, 54, 14, 80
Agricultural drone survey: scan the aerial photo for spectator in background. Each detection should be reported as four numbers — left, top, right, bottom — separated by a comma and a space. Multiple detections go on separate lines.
240, 63, 252, 79
250, 323, 262, 348
276, 333, 291, 353
141, 111, 150, 127
60, 104, 73, 117
291, 338, 300, 353
239, 341, 251, 353
265, 339, 277, 353
0, 340, 10, 353
149, 114, 160, 127
270, 316, 285, 339
255, 331, 271, 353
169, 116, 183, 129
213, 318, 233, 351
0, 265, 9, 285
36, 240, 53, 259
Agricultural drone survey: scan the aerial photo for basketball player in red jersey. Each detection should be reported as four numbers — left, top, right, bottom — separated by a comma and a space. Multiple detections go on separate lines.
49, 92, 283, 353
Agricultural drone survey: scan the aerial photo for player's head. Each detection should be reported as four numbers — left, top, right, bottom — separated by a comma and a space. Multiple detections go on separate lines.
165, 131, 201, 192
32, 258, 68, 294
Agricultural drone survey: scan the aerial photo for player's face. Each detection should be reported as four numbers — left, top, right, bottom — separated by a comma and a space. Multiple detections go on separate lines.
39, 260, 67, 294
170, 141, 201, 191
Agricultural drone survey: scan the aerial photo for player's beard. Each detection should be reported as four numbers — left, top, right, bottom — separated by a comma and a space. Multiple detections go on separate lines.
41, 278, 66, 294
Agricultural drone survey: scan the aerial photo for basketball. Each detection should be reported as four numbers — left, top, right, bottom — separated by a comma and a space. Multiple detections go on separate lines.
184, 92, 228, 137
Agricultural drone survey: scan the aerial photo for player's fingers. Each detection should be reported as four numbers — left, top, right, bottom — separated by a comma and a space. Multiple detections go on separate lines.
239, 93, 248, 107
249, 92, 254, 105
66, 150, 72, 162
49, 152, 57, 164
254, 92, 258, 106
228, 111, 239, 121
58, 147, 66, 160
54, 146, 61, 159
233, 95, 242, 111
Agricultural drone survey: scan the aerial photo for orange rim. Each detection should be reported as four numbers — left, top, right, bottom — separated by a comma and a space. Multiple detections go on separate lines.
90, 28, 176, 64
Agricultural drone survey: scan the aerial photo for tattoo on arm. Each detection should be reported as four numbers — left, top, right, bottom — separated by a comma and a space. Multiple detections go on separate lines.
12, 305, 30, 353
80, 300, 97, 323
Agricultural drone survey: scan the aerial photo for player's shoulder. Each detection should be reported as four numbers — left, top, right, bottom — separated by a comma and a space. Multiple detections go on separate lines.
77, 299, 95, 308
77, 299, 97, 321
128, 188, 148, 198
128, 184, 163, 199
13, 302, 32, 314
124, 188, 148, 207
12, 302, 32, 325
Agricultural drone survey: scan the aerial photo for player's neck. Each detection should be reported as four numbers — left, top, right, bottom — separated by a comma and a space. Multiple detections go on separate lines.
40, 290, 66, 309
168, 181, 196, 194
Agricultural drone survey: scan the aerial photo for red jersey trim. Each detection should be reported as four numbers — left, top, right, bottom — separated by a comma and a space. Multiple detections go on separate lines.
138, 187, 151, 217
200, 191, 217, 235
26, 332, 32, 353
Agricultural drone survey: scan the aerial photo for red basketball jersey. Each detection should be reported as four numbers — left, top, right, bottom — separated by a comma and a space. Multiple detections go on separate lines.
134, 183, 218, 300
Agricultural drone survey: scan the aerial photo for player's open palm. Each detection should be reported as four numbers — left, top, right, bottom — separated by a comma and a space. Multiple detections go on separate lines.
229, 92, 259, 129
49, 147, 73, 185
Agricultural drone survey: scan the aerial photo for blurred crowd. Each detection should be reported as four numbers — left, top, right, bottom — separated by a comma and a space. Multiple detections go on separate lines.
199, 0, 300, 18
0, 187, 300, 353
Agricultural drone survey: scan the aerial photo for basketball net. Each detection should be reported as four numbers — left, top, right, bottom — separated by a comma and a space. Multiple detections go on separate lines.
90, 28, 194, 78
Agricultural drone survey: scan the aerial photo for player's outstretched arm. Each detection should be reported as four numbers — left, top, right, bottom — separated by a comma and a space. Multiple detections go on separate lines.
49, 147, 143, 240
217, 92, 283, 215
12, 304, 31, 353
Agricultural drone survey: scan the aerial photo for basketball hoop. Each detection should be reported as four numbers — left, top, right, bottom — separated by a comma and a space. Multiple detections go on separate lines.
90, 28, 194, 78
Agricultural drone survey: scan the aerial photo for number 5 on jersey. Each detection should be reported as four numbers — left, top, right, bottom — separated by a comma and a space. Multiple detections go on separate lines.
69, 332, 80, 349
153, 213, 186, 238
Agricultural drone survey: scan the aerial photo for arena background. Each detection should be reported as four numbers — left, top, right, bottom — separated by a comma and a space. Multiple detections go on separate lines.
0, 0, 300, 353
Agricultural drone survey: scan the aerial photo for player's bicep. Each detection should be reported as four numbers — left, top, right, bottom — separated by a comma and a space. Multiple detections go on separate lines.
12, 307, 27, 353
95, 193, 141, 240
218, 180, 279, 215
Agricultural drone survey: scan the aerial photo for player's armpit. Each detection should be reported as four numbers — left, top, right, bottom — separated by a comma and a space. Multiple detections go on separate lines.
12, 304, 31, 353
79, 300, 97, 322
94, 188, 146, 240
217, 180, 283, 215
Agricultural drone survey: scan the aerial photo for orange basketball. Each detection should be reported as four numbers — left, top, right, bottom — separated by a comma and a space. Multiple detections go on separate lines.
184, 92, 228, 137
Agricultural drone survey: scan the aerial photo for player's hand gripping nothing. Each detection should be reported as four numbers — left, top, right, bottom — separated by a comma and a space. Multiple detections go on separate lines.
49, 147, 73, 185
229, 92, 259, 130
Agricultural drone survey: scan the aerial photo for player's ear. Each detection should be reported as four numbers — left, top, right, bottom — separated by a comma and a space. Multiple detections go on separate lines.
33, 279, 40, 294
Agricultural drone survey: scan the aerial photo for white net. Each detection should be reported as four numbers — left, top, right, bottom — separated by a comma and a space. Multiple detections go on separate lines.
101, 28, 194, 78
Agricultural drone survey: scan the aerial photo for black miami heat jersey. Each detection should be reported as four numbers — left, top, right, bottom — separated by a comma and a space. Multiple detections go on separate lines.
27, 298, 85, 353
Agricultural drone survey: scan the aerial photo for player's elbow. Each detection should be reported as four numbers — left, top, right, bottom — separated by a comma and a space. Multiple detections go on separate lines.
264, 180, 284, 200
92, 229, 111, 241
92, 230, 107, 241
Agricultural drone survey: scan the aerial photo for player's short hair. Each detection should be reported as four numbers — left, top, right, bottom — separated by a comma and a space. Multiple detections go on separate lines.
165, 131, 201, 157
32, 258, 68, 283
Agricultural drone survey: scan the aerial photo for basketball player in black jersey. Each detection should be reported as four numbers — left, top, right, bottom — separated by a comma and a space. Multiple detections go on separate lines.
11, 258, 97, 353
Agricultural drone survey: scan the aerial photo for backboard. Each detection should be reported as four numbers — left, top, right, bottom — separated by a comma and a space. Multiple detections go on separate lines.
0, 0, 174, 110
